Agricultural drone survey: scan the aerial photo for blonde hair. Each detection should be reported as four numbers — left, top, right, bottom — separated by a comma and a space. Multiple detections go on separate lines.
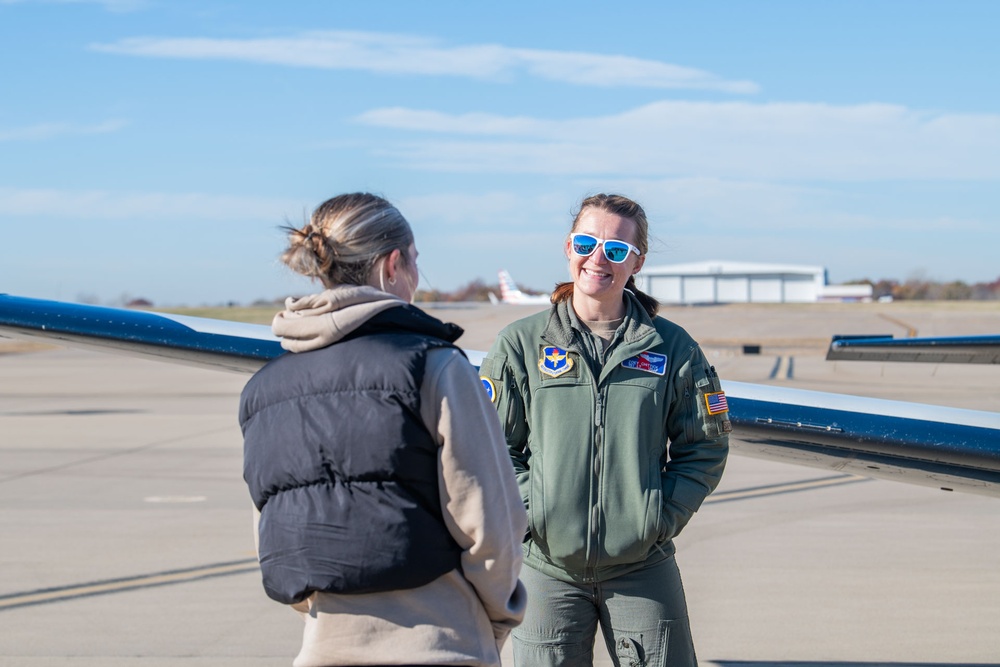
281, 193, 413, 288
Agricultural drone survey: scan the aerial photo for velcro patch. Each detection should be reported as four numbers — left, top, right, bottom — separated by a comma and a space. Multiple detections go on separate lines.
480, 377, 496, 403
621, 351, 667, 376
705, 391, 729, 415
538, 346, 574, 377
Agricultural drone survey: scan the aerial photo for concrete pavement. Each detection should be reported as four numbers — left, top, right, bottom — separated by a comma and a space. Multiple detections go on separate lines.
2, 302, 998, 666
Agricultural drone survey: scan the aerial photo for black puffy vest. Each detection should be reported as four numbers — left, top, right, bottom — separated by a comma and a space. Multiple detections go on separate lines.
240, 305, 465, 604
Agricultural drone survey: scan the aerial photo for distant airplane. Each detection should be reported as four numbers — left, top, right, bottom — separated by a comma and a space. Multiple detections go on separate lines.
495, 269, 551, 305
2, 293, 999, 498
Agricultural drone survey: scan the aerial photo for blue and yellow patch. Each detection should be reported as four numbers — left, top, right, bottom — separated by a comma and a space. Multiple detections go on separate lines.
538, 346, 574, 377
480, 376, 496, 403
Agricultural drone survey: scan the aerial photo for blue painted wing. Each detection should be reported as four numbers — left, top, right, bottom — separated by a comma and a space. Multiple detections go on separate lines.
827, 334, 1000, 364
0, 294, 282, 373
725, 382, 1000, 498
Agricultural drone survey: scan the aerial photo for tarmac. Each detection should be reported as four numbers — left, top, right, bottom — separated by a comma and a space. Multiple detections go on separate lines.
1, 301, 999, 666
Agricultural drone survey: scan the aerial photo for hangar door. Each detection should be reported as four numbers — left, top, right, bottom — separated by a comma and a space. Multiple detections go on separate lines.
749, 276, 783, 302
716, 276, 750, 302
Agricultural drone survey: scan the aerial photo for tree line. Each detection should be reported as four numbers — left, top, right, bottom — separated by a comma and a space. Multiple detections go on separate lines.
850, 276, 1000, 301
415, 279, 504, 303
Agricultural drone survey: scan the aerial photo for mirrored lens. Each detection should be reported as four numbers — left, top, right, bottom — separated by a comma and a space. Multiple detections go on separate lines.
603, 241, 631, 263
572, 234, 599, 256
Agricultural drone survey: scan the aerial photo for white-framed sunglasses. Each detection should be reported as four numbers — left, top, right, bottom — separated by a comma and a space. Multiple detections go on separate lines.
569, 233, 641, 264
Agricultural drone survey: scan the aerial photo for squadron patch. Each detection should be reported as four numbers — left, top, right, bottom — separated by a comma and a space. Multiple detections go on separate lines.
705, 391, 729, 415
480, 377, 497, 403
621, 351, 667, 376
539, 346, 574, 377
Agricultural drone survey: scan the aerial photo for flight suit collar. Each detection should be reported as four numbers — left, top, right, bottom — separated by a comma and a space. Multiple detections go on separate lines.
541, 292, 665, 382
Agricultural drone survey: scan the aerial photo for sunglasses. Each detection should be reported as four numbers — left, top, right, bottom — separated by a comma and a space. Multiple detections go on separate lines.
570, 233, 641, 264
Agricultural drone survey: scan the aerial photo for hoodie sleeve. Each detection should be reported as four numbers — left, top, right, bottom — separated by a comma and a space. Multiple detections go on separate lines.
480, 334, 531, 514
420, 347, 528, 647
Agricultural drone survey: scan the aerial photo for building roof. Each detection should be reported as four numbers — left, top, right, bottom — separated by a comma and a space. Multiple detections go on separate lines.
643, 260, 825, 276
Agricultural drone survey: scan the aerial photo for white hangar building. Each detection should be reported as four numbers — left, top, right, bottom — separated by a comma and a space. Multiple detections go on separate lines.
636, 260, 872, 304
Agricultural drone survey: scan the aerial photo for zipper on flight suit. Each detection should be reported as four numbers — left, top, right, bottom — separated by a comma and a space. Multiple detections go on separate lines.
569, 327, 603, 583
682, 372, 696, 444
578, 326, 629, 583
585, 386, 604, 582
582, 326, 634, 583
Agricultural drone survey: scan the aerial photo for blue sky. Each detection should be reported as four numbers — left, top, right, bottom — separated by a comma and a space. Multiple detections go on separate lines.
2, 0, 998, 305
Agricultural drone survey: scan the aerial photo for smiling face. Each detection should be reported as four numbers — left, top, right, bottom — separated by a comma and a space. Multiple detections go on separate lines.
565, 207, 645, 320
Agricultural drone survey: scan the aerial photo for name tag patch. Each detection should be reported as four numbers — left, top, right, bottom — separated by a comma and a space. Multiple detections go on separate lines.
621, 351, 666, 376
539, 346, 574, 377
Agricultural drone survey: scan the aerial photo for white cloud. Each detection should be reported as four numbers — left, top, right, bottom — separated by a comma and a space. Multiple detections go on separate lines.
0, 187, 304, 221
355, 100, 1000, 181
606, 177, 991, 236
357, 108, 545, 136
398, 190, 571, 231
0, 119, 128, 142
89, 30, 758, 93
514, 48, 757, 93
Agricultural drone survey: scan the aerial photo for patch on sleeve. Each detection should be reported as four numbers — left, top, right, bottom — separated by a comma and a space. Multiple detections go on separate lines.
480, 377, 497, 403
621, 351, 667, 375
705, 391, 729, 415
538, 346, 574, 378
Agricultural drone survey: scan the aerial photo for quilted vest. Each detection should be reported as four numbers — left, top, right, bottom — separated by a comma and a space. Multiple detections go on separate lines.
240, 305, 464, 604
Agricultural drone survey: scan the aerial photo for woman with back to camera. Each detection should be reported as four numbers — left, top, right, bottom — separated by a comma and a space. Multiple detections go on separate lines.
239, 192, 527, 667
480, 193, 730, 667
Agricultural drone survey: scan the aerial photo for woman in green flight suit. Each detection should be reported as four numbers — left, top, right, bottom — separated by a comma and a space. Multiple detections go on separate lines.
480, 193, 731, 667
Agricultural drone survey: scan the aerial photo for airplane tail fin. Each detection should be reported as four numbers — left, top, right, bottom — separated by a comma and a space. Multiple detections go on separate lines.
488, 292, 499, 306
498, 270, 523, 302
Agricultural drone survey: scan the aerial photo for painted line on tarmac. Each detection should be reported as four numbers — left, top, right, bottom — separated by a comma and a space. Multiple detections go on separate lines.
0, 558, 259, 611
706, 474, 869, 504
768, 355, 795, 380
877, 312, 918, 337
2, 475, 868, 612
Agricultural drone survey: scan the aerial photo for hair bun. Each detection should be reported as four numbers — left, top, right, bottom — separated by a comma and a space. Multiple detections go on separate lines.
279, 192, 413, 289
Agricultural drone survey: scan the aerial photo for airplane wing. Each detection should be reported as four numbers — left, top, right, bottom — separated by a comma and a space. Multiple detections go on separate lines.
0, 294, 283, 373
2, 294, 998, 498
726, 381, 1000, 498
826, 334, 1000, 364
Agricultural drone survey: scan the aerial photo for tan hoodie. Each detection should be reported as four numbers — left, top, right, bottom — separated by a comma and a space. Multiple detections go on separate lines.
259, 286, 527, 667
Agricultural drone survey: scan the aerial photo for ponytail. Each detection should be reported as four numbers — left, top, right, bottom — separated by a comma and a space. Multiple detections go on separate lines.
551, 281, 574, 305
626, 276, 659, 318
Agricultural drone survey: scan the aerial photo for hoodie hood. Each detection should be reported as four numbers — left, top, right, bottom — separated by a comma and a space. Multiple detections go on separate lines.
272, 286, 405, 353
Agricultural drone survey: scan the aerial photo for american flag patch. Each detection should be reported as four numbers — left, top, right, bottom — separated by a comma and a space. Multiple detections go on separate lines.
705, 391, 728, 415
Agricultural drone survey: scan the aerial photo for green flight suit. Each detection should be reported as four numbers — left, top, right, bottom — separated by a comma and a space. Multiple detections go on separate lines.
480, 293, 730, 585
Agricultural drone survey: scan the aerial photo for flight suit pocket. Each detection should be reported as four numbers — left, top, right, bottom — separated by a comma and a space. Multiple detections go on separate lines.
528, 450, 546, 544
479, 353, 505, 405
613, 620, 670, 667
693, 365, 732, 439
